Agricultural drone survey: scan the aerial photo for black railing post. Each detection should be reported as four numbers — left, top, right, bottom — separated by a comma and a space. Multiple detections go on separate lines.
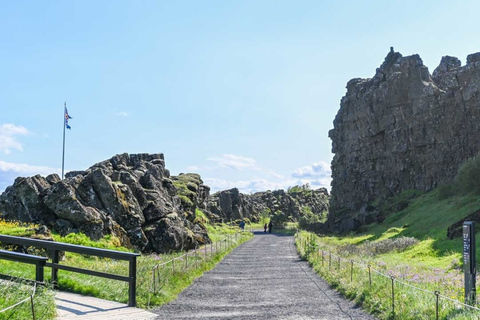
51, 249, 59, 288
128, 256, 137, 307
35, 260, 45, 283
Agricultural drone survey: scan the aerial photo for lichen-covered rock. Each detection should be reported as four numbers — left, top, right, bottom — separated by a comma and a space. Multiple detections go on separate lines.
171, 173, 210, 212
0, 153, 210, 253
0, 175, 57, 224
206, 187, 329, 223
207, 188, 259, 222
329, 48, 480, 232
143, 213, 196, 253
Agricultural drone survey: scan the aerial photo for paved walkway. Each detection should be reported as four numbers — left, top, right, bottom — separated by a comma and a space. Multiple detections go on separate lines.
154, 231, 376, 319
55, 291, 157, 320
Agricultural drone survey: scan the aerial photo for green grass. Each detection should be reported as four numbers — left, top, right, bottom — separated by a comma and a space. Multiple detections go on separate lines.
0, 219, 38, 237
297, 231, 480, 319
0, 218, 253, 318
0, 280, 56, 320
297, 187, 480, 319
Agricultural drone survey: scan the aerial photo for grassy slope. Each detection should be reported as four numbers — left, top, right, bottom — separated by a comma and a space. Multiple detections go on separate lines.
362, 190, 480, 265
301, 189, 480, 319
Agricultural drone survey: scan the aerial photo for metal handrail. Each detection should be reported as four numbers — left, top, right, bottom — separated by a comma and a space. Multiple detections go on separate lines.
0, 234, 140, 307
0, 250, 47, 282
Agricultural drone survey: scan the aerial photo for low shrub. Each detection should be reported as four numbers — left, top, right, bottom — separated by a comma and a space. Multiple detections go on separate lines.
270, 211, 288, 228
457, 154, 480, 194
436, 183, 458, 200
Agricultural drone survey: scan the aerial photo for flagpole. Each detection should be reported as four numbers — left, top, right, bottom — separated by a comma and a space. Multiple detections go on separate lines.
62, 101, 66, 179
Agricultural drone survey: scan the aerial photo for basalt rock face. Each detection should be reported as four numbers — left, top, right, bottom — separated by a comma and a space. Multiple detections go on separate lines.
0, 153, 210, 253
206, 187, 329, 222
329, 48, 480, 232
206, 188, 258, 222
251, 188, 329, 219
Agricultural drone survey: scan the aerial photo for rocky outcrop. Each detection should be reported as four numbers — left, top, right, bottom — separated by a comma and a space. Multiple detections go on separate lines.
171, 173, 210, 215
0, 153, 210, 253
329, 48, 480, 232
252, 188, 329, 219
206, 188, 258, 222
206, 187, 329, 222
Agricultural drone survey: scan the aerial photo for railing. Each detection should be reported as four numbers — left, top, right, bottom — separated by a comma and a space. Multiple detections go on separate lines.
0, 249, 47, 283
296, 232, 480, 319
0, 234, 140, 307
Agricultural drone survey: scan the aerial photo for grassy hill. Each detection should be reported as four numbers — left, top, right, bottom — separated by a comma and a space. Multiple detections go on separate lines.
297, 185, 480, 319
362, 189, 480, 263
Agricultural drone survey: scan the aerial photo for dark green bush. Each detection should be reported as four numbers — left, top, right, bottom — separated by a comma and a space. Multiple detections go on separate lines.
270, 211, 288, 228
436, 183, 457, 200
457, 154, 480, 194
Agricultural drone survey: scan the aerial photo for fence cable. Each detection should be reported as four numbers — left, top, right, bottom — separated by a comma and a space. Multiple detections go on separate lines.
0, 281, 37, 316
150, 231, 250, 297
299, 234, 480, 315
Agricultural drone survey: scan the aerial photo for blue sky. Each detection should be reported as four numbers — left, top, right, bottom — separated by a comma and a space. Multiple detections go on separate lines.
1, 0, 480, 194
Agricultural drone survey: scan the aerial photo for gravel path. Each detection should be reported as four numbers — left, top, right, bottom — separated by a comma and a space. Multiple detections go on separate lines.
154, 231, 377, 320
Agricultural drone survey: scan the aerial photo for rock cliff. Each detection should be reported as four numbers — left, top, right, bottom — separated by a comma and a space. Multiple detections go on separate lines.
0, 153, 210, 253
206, 187, 329, 222
329, 48, 480, 231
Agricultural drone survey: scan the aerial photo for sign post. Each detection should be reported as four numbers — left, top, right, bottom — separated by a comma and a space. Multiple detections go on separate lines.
463, 221, 476, 305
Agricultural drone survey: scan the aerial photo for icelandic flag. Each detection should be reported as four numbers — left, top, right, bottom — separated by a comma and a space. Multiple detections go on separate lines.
65, 106, 72, 129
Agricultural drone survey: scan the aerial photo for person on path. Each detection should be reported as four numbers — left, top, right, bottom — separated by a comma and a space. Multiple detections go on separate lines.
239, 220, 245, 230
264, 223, 267, 232
268, 221, 273, 233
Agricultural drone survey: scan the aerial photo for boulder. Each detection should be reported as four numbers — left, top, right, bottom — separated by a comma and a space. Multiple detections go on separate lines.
0, 153, 210, 253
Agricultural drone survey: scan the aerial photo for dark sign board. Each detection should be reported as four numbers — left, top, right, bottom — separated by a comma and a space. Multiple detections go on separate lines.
463, 223, 474, 274
463, 221, 476, 304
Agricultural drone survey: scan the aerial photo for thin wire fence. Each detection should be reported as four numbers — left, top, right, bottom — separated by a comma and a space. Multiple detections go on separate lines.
0, 281, 38, 320
296, 232, 480, 319
149, 231, 250, 305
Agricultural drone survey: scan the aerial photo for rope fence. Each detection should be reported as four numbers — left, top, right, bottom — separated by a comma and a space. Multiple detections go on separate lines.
150, 232, 248, 298
296, 232, 480, 319
0, 281, 38, 320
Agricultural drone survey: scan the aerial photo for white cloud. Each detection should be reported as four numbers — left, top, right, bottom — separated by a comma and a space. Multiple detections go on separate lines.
0, 160, 58, 175
291, 161, 331, 179
204, 177, 291, 194
114, 112, 129, 117
291, 161, 332, 190
0, 124, 29, 154
207, 154, 259, 171
0, 160, 60, 193
190, 158, 332, 194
